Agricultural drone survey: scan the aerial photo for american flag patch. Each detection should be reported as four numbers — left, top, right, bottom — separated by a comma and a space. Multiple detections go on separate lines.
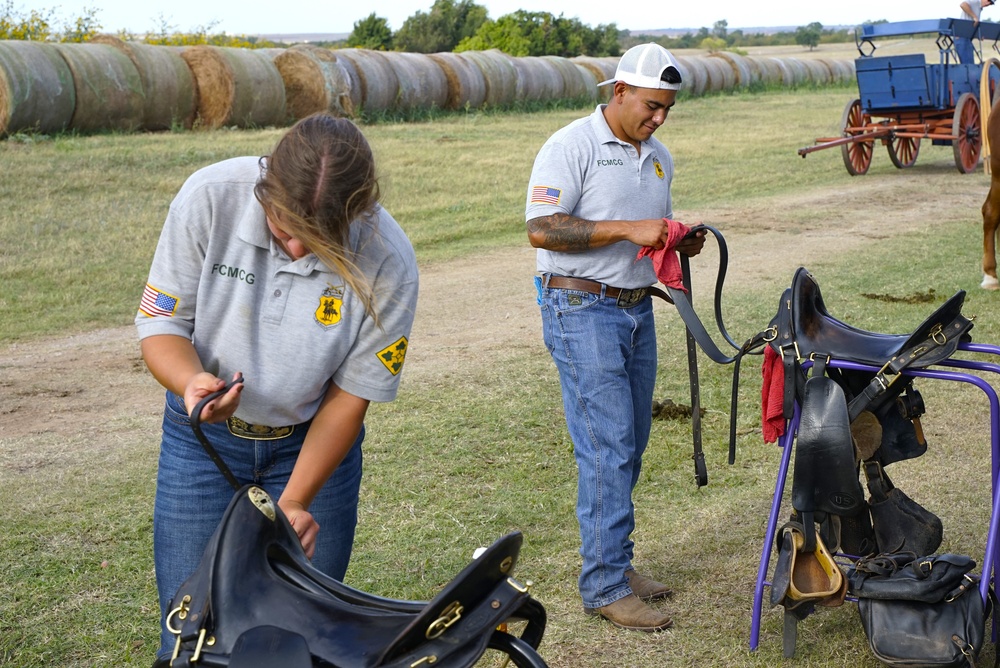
530, 185, 561, 205
139, 284, 179, 318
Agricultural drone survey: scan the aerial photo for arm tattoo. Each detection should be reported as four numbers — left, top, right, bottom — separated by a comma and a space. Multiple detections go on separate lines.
526, 213, 597, 251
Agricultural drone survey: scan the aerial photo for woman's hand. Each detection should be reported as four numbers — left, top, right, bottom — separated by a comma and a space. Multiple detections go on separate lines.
278, 498, 320, 559
184, 371, 243, 423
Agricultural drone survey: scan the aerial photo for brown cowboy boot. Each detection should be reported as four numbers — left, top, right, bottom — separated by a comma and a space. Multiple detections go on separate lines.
584, 594, 673, 632
626, 570, 672, 601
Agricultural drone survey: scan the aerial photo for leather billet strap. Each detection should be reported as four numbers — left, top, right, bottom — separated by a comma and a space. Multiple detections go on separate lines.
847, 314, 973, 422
191, 374, 246, 491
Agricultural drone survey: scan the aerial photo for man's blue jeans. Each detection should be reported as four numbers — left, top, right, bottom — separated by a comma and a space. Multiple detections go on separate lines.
539, 282, 657, 609
153, 391, 363, 658
956, 36, 976, 64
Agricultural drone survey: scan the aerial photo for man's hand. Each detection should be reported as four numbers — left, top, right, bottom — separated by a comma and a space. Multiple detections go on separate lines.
676, 227, 707, 256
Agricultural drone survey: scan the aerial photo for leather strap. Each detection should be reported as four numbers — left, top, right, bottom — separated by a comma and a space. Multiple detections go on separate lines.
191, 374, 245, 491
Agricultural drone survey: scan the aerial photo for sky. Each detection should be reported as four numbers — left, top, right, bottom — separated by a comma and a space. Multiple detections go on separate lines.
39, 0, 972, 37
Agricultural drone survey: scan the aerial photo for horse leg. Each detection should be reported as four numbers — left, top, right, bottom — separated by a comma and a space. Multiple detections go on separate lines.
982, 183, 1000, 290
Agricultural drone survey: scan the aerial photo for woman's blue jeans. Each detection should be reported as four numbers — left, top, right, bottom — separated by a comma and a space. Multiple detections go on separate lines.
539, 283, 657, 609
152, 391, 363, 658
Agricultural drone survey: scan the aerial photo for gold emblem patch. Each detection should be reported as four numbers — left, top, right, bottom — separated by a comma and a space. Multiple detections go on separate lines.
376, 336, 408, 375
315, 284, 344, 327
653, 158, 664, 179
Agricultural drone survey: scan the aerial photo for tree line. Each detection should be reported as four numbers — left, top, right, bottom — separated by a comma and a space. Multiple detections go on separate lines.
0, 0, 878, 53
343, 3, 879, 56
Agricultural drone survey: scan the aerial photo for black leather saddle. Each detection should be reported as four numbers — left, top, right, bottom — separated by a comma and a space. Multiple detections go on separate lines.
156, 485, 548, 668
770, 267, 971, 368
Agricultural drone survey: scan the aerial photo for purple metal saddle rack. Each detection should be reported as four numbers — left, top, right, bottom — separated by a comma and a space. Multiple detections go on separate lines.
750, 341, 1000, 650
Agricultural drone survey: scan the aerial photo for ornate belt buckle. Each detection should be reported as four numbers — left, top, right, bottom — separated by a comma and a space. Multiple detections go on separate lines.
227, 416, 295, 440
616, 288, 648, 308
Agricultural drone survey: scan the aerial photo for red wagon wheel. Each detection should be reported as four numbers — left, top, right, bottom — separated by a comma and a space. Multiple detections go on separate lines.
952, 92, 982, 174
886, 134, 920, 169
840, 99, 873, 175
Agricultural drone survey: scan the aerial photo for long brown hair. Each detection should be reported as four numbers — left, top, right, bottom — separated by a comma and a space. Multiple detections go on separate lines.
254, 113, 381, 318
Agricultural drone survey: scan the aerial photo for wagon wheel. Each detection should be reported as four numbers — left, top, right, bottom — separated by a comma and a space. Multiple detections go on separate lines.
886, 134, 920, 169
952, 92, 982, 174
840, 99, 873, 175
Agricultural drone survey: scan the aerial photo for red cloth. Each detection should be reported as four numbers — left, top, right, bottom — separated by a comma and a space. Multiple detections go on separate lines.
636, 218, 691, 292
761, 345, 786, 443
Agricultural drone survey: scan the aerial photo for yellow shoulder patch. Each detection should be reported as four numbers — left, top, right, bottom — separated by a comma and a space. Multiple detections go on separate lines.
376, 336, 408, 375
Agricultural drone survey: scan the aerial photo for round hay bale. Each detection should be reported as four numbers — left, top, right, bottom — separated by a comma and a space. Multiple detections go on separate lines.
91, 35, 197, 131
572, 56, 616, 102
541, 55, 593, 102
746, 56, 779, 86
801, 58, 832, 84
763, 56, 795, 87
711, 51, 754, 88
574, 63, 600, 101
674, 55, 707, 97
270, 45, 354, 120
782, 57, 810, 86
380, 51, 448, 112
52, 42, 144, 133
180, 45, 286, 129
824, 58, 855, 83
328, 50, 363, 114
426, 51, 487, 110
571, 55, 617, 84
333, 48, 398, 115
461, 49, 517, 108
699, 55, 732, 93
512, 56, 562, 103
742, 55, 768, 87
0, 40, 74, 136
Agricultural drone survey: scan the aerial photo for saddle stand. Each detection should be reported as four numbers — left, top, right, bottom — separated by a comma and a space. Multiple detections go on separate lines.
745, 268, 1000, 655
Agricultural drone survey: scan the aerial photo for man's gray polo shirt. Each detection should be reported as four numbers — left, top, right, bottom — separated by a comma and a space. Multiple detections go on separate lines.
525, 104, 675, 289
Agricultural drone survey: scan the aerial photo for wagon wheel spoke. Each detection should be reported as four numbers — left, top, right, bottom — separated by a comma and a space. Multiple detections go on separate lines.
887, 134, 921, 168
953, 92, 982, 174
840, 98, 872, 176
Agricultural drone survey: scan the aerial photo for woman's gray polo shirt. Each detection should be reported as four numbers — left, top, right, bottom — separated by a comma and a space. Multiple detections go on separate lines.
525, 104, 674, 289
135, 157, 418, 427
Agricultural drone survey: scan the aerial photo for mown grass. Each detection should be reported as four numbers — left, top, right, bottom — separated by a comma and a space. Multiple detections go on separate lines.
3, 82, 1000, 667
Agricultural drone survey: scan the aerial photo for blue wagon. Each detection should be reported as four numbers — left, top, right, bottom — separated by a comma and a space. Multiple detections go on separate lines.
798, 18, 1000, 174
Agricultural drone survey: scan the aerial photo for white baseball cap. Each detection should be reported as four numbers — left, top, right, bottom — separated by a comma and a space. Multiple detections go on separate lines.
598, 43, 683, 90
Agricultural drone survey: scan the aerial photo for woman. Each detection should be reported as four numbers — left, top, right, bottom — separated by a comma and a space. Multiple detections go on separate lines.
135, 113, 419, 658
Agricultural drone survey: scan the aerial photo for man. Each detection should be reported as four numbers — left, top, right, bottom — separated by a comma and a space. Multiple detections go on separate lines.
956, 0, 995, 64
524, 43, 705, 632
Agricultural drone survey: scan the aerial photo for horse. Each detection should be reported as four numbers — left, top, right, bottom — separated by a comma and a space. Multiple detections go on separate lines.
982, 89, 1000, 288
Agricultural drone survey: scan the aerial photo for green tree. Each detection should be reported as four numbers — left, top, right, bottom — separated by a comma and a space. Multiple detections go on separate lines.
795, 22, 823, 50
456, 10, 618, 57
347, 12, 393, 50
394, 0, 488, 53
699, 36, 726, 53
712, 19, 728, 41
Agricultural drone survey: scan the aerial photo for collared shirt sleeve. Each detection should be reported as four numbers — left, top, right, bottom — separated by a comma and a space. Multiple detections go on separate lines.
330, 209, 419, 403
134, 178, 212, 341
525, 138, 585, 222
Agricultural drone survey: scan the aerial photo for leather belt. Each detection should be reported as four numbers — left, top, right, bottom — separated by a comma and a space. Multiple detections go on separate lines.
544, 275, 671, 308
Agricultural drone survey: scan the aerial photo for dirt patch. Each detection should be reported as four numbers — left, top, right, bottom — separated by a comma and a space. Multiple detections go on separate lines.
0, 168, 989, 460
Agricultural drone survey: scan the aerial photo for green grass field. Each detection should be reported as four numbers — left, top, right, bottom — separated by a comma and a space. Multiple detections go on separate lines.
3, 79, 1000, 667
